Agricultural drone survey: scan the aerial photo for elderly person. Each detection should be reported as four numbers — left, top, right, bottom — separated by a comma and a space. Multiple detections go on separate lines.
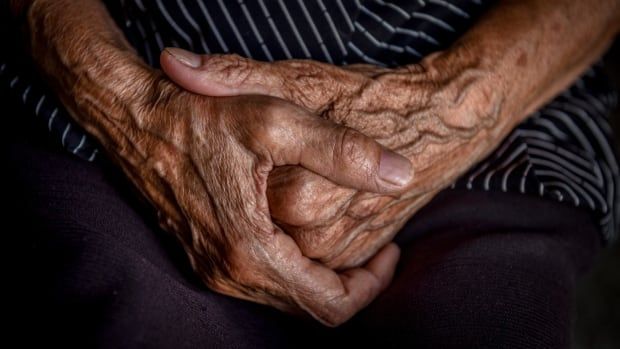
3, 0, 619, 347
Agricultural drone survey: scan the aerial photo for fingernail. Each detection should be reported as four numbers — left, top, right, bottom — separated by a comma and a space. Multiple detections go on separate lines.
379, 149, 413, 187
165, 47, 201, 68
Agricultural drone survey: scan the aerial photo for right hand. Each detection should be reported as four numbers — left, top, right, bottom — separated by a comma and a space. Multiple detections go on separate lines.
125, 80, 412, 326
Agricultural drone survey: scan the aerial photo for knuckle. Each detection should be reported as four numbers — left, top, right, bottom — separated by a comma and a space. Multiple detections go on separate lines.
347, 194, 390, 219
245, 98, 289, 143
262, 112, 290, 145
294, 229, 334, 259
269, 169, 349, 227
261, 98, 288, 123
294, 217, 356, 262
334, 128, 379, 190
270, 186, 316, 227
210, 54, 253, 86
335, 128, 369, 166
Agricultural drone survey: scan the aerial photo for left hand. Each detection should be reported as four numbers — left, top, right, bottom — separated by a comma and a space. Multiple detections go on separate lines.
160, 47, 512, 269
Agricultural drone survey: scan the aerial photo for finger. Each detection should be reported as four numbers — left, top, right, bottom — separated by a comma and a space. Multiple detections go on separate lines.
325, 219, 405, 270
267, 107, 414, 194
267, 166, 355, 227
161, 48, 350, 112
269, 232, 400, 326
342, 242, 400, 295
161, 48, 280, 97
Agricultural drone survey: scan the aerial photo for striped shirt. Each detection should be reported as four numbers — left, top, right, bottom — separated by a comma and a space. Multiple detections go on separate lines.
1, 0, 618, 241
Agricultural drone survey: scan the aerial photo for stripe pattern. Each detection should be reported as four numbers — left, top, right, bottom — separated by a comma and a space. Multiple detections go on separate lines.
0, 63, 99, 161
455, 65, 619, 241
2, 0, 618, 241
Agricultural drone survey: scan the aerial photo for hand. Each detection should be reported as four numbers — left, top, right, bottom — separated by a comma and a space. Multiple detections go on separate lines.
161, 48, 508, 269
160, 0, 620, 269
124, 78, 419, 325
23, 0, 416, 326
24, 0, 620, 327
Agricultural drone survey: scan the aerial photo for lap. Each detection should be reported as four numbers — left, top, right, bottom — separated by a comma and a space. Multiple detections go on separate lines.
5, 100, 601, 348
5, 102, 309, 348
352, 189, 601, 348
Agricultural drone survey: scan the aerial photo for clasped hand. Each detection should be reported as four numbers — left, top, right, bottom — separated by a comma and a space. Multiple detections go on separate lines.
151, 47, 503, 325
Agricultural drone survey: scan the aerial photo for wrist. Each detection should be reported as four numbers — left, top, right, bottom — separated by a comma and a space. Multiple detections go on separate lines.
446, 0, 620, 127
419, 47, 510, 135
26, 0, 164, 141
41, 45, 161, 142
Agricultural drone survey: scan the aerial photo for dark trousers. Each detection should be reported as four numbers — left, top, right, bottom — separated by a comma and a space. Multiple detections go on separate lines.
4, 98, 601, 348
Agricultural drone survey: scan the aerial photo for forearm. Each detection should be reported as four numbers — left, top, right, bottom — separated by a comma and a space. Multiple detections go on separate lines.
19, 0, 158, 155
389, 0, 620, 188
19, 0, 187, 233
366, 0, 620, 257
301, 0, 620, 267
455, 0, 620, 130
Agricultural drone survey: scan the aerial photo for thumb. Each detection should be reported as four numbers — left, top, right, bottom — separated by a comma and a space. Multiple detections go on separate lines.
160, 47, 279, 97
272, 107, 414, 194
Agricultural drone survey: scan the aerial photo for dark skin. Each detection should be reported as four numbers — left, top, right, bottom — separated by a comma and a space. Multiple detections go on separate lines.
12, 0, 620, 325
161, 0, 620, 269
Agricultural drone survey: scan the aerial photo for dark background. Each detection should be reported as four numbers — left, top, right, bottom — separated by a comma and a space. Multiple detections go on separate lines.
573, 40, 620, 349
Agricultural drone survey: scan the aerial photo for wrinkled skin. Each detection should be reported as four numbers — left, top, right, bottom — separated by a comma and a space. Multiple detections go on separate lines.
162, 49, 507, 269
131, 89, 407, 325
16, 0, 620, 326
161, 0, 620, 270
22, 0, 415, 326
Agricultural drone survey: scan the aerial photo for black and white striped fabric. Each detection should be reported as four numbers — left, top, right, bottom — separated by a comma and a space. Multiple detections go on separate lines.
1, 0, 618, 241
